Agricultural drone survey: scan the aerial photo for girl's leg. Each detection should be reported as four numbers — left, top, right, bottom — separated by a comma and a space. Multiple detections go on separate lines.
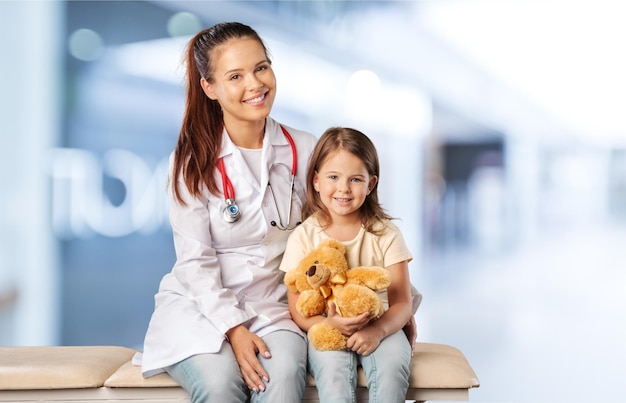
252, 330, 307, 403
165, 341, 248, 403
359, 330, 412, 403
308, 343, 357, 403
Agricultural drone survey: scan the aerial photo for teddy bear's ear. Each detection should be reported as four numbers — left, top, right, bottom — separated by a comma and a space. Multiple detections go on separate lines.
319, 238, 346, 254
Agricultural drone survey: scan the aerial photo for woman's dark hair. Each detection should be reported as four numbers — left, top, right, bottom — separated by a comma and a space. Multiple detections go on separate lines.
171, 22, 270, 203
303, 127, 392, 234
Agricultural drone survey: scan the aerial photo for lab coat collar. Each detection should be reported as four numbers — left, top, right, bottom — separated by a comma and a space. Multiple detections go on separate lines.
218, 118, 290, 159
216, 118, 290, 193
264, 118, 292, 148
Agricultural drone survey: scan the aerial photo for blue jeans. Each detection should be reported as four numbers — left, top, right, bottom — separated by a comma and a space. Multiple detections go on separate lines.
165, 330, 307, 403
308, 330, 411, 403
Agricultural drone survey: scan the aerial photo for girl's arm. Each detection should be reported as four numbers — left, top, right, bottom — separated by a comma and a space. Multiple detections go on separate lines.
287, 290, 324, 332
346, 260, 413, 355
287, 290, 370, 334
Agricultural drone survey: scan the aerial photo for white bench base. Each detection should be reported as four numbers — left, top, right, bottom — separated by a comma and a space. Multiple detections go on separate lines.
0, 388, 470, 403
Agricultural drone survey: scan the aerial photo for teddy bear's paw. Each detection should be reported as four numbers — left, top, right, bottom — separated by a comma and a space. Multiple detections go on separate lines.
346, 266, 391, 290
308, 322, 347, 351
336, 284, 384, 319
296, 289, 327, 318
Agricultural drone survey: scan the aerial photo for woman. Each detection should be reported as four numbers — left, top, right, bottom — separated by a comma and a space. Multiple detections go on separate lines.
138, 22, 318, 403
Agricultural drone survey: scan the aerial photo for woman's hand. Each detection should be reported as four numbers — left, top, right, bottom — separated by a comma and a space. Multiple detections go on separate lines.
226, 325, 270, 393
325, 302, 370, 336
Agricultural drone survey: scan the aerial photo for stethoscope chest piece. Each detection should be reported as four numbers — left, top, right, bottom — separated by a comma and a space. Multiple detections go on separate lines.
217, 125, 296, 227
222, 199, 241, 223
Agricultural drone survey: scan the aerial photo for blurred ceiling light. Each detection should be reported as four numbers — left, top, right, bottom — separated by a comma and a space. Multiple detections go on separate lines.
346, 69, 381, 107
108, 37, 188, 84
167, 11, 202, 37
106, 33, 431, 139
415, 0, 626, 144
68, 28, 104, 61
344, 69, 431, 136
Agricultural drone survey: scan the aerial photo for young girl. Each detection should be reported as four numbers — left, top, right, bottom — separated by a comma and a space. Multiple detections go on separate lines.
138, 22, 318, 402
280, 127, 414, 403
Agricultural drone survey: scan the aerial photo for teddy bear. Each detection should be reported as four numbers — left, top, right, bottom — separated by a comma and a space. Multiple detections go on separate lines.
284, 238, 391, 351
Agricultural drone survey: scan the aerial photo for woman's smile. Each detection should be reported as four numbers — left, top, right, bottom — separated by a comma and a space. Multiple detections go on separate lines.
244, 91, 268, 105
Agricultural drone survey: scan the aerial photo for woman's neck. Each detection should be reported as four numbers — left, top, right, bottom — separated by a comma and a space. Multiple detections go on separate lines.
224, 118, 265, 149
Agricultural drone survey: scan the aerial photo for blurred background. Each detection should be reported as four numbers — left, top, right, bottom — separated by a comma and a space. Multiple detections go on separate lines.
1, 0, 625, 401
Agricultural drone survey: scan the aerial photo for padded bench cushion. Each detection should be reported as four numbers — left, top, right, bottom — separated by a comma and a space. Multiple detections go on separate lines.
0, 342, 479, 394
0, 346, 135, 390
104, 360, 177, 388
408, 342, 479, 388
105, 342, 479, 390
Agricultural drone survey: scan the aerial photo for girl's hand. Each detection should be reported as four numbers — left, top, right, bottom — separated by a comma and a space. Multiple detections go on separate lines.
346, 326, 384, 356
226, 325, 270, 393
325, 302, 370, 336
403, 316, 417, 351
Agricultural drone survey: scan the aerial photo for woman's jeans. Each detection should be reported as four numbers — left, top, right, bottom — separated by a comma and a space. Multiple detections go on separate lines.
165, 330, 307, 403
308, 330, 412, 403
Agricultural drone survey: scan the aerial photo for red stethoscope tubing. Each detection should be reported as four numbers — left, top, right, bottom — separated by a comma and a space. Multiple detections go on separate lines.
218, 158, 235, 200
217, 125, 297, 202
282, 125, 297, 177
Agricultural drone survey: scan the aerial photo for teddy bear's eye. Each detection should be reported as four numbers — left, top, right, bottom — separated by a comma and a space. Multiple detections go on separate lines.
314, 260, 319, 264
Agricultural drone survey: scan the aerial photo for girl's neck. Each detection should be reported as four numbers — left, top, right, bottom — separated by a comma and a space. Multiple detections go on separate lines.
224, 119, 265, 149
319, 215, 362, 242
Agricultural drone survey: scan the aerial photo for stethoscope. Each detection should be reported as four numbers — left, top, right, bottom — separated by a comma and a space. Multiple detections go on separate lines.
217, 125, 300, 231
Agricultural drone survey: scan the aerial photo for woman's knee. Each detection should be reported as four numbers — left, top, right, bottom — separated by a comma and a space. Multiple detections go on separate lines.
167, 352, 247, 402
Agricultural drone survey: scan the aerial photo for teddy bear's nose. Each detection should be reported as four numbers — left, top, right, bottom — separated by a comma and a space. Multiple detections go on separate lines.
306, 266, 317, 277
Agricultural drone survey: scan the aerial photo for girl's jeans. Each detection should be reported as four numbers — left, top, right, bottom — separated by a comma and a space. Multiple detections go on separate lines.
307, 330, 411, 403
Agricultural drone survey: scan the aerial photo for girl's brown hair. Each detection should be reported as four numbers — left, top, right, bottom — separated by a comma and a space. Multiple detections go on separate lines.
303, 127, 392, 234
171, 22, 270, 203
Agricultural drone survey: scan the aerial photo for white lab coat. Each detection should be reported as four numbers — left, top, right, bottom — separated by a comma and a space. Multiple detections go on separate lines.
139, 118, 317, 377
